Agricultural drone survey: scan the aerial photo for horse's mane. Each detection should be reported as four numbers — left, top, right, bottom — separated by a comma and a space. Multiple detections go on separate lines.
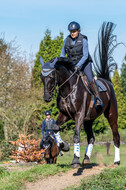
49, 57, 74, 72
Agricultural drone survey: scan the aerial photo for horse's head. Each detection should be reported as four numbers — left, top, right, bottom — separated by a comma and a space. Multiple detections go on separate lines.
43, 134, 59, 163
40, 57, 57, 102
43, 135, 52, 159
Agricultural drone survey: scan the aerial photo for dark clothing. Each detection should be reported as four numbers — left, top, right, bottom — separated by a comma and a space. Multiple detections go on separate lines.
40, 118, 56, 149
60, 33, 94, 82
62, 33, 92, 65
41, 119, 55, 136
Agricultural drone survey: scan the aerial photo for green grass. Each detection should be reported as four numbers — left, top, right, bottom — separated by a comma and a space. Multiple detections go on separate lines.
0, 164, 71, 190
67, 166, 126, 190
0, 144, 126, 190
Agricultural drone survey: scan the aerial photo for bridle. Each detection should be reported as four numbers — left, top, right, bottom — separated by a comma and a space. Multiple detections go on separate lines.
43, 67, 79, 95
42, 68, 57, 94
42, 67, 80, 119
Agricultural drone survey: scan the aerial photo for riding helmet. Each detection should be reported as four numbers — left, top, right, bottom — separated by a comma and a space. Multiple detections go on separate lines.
68, 21, 80, 31
45, 110, 51, 116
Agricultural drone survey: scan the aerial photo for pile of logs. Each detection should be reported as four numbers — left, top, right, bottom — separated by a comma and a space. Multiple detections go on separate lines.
9, 134, 45, 163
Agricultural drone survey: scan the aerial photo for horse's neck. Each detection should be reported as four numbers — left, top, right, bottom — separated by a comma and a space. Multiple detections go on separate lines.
57, 68, 77, 96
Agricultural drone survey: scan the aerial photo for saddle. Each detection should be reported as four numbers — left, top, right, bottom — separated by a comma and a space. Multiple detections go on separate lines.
80, 73, 107, 93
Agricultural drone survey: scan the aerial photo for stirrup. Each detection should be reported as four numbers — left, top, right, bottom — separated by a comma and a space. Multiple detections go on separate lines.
94, 97, 103, 108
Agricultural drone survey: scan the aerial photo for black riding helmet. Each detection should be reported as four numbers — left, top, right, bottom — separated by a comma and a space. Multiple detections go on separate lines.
68, 21, 80, 31
45, 110, 51, 116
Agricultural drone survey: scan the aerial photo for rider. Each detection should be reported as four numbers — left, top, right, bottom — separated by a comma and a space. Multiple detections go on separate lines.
60, 21, 103, 107
40, 110, 64, 156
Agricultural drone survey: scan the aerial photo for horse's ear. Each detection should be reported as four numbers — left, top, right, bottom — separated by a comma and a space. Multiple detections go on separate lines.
40, 57, 44, 67
50, 57, 58, 68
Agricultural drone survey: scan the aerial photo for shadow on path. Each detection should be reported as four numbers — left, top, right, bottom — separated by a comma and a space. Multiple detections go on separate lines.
73, 163, 98, 176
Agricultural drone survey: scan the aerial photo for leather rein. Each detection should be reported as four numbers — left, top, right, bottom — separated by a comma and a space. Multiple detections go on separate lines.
56, 68, 80, 119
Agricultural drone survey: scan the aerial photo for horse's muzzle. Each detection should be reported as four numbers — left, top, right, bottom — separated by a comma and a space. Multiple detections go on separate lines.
43, 94, 52, 102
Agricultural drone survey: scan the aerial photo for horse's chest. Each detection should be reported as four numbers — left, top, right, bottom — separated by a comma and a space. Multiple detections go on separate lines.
57, 96, 75, 113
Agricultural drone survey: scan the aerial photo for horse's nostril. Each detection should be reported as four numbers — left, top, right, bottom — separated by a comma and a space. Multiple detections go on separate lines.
43, 96, 52, 102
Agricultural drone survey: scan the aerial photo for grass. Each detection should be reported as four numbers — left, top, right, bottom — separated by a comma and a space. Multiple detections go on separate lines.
67, 166, 126, 190
0, 144, 126, 190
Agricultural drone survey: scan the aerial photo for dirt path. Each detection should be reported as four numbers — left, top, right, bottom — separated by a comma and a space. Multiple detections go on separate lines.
25, 164, 117, 190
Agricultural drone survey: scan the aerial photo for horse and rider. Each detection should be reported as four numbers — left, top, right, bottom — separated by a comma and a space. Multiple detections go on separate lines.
40, 21, 120, 167
60, 21, 103, 108
40, 110, 65, 156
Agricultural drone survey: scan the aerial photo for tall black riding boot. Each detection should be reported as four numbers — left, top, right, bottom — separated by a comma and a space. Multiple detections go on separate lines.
89, 79, 103, 108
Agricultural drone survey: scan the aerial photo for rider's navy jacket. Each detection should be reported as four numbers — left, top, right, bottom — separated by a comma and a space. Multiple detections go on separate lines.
41, 119, 55, 136
60, 33, 92, 67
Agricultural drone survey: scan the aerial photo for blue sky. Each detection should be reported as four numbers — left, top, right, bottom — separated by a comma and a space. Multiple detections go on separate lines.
0, 0, 126, 70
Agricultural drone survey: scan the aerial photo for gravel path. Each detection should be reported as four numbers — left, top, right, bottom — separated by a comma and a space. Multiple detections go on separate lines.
26, 164, 115, 190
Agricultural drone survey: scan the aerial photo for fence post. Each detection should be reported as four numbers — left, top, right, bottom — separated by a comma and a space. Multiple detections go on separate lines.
106, 142, 111, 155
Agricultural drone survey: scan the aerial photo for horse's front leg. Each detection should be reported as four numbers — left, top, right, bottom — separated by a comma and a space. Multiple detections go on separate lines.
54, 112, 70, 152
56, 111, 70, 126
72, 114, 84, 168
82, 120, 95, 165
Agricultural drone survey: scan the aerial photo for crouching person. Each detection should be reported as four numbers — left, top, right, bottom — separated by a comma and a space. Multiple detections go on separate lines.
40, 110, 64, 156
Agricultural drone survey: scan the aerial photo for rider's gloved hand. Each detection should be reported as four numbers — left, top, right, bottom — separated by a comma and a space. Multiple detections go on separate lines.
75, 66, 81, 73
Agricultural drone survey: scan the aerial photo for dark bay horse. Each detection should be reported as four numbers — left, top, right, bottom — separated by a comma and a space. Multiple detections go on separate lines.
42, 133, 59, 164
40, 22, 120, 168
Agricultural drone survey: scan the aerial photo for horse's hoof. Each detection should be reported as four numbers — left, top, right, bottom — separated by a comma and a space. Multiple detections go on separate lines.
60, 142, 70, 152
82, 155, 90, 165
72, 163, 80, 168
114, 161, 120, 165
71, 156, 80, 168
82, 159, 90, 165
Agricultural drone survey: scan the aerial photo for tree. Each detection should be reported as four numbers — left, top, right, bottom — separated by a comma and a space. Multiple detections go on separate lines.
112, 69, 126, 129
121, 55, 126, 95
0, 38, 32, 141
30, 30, 64, 133
32, 29, 64, 87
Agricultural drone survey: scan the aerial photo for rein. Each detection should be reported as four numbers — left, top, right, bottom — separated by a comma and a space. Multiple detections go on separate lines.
56, 68, 80, 119
61, 74, 80, 119
43, 67, 79, 119
56, 68, 78, 91
61, 74, 80, 100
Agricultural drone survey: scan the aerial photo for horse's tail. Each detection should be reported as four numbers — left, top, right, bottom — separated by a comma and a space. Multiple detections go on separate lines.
94, 22, 119, 81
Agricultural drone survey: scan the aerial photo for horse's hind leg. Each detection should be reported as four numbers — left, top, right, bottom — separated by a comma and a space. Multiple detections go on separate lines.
104, 103, 120, 165
82, 120, 95, 165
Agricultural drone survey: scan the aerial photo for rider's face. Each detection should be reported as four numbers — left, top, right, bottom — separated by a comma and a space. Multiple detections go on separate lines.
46, 115, 51, 119
70, 29, 79, 38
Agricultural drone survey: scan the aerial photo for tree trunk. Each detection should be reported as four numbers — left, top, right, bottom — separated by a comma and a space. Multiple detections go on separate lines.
4, 120, 8, 142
